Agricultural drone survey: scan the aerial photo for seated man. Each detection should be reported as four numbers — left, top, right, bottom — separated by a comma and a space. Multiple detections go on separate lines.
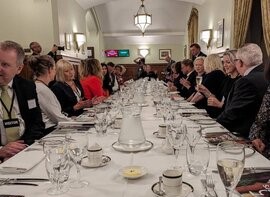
217, 43, 268, 138
0, 40, 45, 161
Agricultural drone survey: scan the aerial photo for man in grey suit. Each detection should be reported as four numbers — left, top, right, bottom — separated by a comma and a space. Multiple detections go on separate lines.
217, 43, 268, 138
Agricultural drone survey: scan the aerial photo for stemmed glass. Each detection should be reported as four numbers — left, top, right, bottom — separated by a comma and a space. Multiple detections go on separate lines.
185, 123, 202, 153
216, 141, 245, 197
167, 122, 186, 169
66, 131, 89, 188
44, 140, 70, 195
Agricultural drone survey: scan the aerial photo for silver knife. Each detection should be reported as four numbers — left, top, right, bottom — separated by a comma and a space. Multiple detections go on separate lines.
8, 178, 49, 182
3, 182, 38, 186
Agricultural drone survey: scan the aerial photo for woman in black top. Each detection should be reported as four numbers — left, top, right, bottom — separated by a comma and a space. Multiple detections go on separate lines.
101, 63, 112, 95
51, 59, 92, 117
190, 54, 225, 117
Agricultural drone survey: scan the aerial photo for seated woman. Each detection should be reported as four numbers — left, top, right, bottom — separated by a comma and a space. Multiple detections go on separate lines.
28, 56, 71, 132
167, 61, 184, 92
101, 63, 112, 96
204, 50, 240, 117
190, 54, 225, 117
80, 58, 107, 101
51, 59, 92, 117
114, 64, 125, 86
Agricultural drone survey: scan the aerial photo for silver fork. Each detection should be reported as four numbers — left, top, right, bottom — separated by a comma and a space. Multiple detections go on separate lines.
206, 174, 218, 197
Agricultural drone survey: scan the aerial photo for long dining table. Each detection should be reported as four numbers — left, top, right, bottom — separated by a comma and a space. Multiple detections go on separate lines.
1, 95, 270, 197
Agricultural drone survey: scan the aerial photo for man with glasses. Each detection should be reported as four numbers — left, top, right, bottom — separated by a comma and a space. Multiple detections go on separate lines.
217, 43, 268, 138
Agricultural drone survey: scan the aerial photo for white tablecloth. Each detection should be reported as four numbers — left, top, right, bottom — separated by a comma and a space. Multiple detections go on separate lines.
1, 96, 270, 197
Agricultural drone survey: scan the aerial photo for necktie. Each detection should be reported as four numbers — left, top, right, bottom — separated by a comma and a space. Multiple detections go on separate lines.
0, 86, 20, 143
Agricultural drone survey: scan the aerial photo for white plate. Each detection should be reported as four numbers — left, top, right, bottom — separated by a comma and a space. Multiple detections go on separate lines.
245, 147, 255, 157
187, 115, 211, 120
119, 165, 147, 179
197, 120, 216, 125
81, 155, 111, 168
151, 181, 194, 197
138, 103, 148, 107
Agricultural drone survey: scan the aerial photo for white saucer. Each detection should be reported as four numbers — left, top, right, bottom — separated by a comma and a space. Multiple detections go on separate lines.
81, 155, 111, 168
119, 165, 147, 179
245, 147, 255, 157
112, 141, 153, 152
138, 103, 148, 107
153, 131, 166, 139
151, 181, 193, 197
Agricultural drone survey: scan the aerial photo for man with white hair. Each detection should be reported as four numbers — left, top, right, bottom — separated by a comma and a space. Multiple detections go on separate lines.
217, 43, 268, 138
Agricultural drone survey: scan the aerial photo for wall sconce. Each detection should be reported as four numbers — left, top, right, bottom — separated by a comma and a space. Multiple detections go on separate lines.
200, 29, 213, 49
74, 33, 86, 52
139, 48, 150, 57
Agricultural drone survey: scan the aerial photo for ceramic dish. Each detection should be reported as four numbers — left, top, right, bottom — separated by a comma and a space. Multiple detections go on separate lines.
245, 147, 255, 158
119, 165, 147, 179
197, 119, 217, 125
151, 181, 194, 197
81, 155, 111, 168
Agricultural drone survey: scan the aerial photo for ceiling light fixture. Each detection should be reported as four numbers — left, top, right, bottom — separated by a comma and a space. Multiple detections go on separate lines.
134, 0, 152, 36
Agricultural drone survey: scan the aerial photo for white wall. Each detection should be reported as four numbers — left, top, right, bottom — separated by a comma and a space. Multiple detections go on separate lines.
0, 0, 55, 54
191, 0, 233, 54
103, 44, 184, 64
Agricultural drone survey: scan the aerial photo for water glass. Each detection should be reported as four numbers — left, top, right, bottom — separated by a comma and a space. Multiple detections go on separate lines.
216, 141, 245, 197
66, 132, 89, 188
44, 140, 70, 195
186, 142, 210, 176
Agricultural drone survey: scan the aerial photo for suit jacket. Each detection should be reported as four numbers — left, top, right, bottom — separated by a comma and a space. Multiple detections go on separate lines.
192, 51, 207, 61
217, 65, 269, 138
12, 76, 45, 145
51, 80, 84, 117
180, 70, 197, 99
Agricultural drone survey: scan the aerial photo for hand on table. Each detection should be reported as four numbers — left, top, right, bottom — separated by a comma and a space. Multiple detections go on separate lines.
252, 139, 265, 153
207, 96, 224, 108
0, 140, 27, 159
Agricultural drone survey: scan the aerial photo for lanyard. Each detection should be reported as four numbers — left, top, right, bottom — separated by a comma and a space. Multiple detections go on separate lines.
0, 90, 15, 119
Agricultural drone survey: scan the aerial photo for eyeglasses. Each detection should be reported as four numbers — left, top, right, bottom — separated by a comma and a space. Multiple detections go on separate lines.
233, 59, 241, 62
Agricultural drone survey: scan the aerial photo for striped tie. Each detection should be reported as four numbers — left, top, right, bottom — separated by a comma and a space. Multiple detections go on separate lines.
0, 86, 20, 143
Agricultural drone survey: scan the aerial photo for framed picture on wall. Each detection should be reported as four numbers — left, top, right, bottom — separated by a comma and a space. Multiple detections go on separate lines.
216, 19, 224, 48
159, 49, 171, 60
87, 47, 95, 58
64, 33, 72, 50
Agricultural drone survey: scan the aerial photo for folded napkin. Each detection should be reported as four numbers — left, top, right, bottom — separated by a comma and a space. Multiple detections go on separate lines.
202, 127, 228, 135
0, 151, 44, 173
178, 108, 207, 114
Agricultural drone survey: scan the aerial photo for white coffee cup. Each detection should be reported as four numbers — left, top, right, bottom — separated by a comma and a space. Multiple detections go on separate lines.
87, 143, 103, 166
162, 169, 183, 187
158, 124, 167, 136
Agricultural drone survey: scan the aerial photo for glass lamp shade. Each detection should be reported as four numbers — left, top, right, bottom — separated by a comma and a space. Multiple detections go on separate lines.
134, 14, 152, 35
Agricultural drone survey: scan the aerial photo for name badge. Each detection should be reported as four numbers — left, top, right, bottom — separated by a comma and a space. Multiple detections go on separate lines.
27, 99, 37, 109
3, 118, 20, 128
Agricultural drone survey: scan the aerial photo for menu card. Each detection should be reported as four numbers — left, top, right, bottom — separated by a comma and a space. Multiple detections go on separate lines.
236, 171, 270, 196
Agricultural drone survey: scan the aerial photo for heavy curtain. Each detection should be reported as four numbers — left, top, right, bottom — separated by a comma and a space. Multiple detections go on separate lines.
261, 0, 270, 56
233, 0, 253, 48
187, 8, 198, 58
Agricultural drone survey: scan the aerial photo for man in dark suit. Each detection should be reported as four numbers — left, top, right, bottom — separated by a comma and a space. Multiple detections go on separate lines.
179, 59, 197, 99
164, 55, 175, 82
217, 43, 268, 138
0, 40, 45, 160
190, 43, 207, 61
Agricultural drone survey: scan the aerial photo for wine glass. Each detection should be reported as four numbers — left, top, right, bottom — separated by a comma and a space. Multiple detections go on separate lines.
168, 123, 186, 169
186, 142, 210, 176
66, 131, 89, 188
44, 140, 70, 195
196, 76, 203, 86
216, 141, 245, 197
185, 123, 202, 153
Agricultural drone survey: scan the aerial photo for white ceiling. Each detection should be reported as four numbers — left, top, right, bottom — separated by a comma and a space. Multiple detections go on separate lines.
74, 0, 205, 45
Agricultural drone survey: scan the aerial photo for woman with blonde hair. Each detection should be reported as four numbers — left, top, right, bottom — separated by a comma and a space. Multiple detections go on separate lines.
79, 58, 107, 101
190, 54, 225, 115
51, 59, 92, 117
